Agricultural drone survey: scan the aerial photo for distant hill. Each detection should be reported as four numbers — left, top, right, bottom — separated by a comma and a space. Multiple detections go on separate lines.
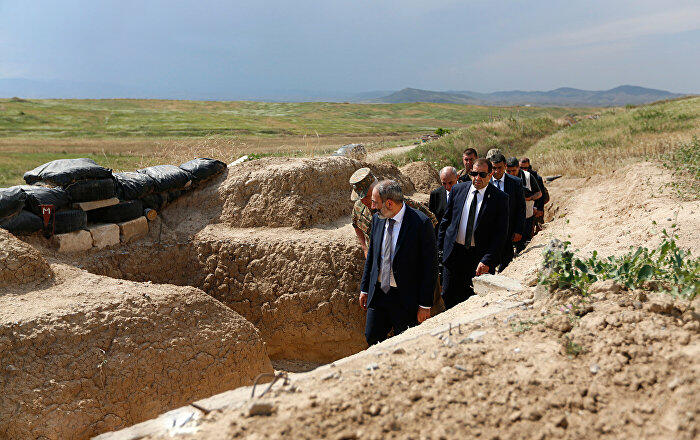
378, 86, 688, 107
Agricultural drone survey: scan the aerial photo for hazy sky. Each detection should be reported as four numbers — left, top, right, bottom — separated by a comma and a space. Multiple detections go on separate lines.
1, 0, 698, 96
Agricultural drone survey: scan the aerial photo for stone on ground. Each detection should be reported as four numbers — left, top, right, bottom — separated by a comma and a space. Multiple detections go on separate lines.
89, 223, 120, 248
118, 216, 148, 243
51, 229, 93, 253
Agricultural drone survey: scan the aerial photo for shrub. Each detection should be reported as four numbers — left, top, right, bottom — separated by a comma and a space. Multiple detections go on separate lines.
539, 231, 699, 299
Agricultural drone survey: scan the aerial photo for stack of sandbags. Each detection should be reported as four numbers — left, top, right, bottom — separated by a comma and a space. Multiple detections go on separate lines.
0, 187, 41, 235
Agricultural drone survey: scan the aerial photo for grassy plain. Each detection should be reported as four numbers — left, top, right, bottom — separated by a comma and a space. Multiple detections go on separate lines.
0, 98, 584, 186
390, 96, 700, 179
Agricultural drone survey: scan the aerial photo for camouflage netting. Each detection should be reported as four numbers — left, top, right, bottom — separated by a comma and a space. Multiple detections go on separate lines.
0, 229, 53, 287
400, 161, 441, 194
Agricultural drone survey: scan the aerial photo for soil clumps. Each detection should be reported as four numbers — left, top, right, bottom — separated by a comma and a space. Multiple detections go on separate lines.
0, 229, 52, 286
400, 160, 440, 193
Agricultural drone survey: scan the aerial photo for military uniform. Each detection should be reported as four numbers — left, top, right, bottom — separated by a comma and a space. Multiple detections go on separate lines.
352, 199, 372, 243
457, 168, 471, 182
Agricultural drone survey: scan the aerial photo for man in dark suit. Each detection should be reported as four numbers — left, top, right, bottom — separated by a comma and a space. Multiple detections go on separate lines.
429, 166, 458, 229
438, 158, 509, 309
360, 180, 438, 345
490, 153, 525, 271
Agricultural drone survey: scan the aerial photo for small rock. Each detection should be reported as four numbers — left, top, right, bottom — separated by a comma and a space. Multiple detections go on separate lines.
466, 330, 487, 343
410, 392, 422, 402
553, 414, 568, 428
590, 364, 600, 374
453, 365, 468, 372
589, 279, 621, 294
514, 348, 521, 354
392, 347, 406, 355
247, 401, 274, 417
509, 411, 522, 422
482, 301, 489, 307
368, 404, 381, 416
633, 301, 643, 310
668, 377, 681, 390
322, 372, 338, 381
5, 364, 17, 372
365, 363, 379, 371
546, 315, 573, 333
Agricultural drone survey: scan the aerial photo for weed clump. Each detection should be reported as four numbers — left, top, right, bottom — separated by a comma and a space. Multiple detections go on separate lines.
539, 231, 699, 299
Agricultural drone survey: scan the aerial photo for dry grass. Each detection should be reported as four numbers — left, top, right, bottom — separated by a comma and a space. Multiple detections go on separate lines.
529, 97, 700, 177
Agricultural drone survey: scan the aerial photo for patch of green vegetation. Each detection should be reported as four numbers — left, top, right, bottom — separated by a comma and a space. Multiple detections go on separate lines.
662, 136, 700, 198
385, 117, 561, 169
539, 231, 699, 300
510, 319, 543, 333
562, 336, 585, 357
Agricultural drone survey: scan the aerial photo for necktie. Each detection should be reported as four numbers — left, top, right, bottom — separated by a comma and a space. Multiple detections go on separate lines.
380, 218, 396, 293
495, 179, 501, 191
464, 190, 478, 246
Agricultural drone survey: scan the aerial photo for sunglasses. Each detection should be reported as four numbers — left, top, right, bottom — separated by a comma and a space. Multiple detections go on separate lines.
469, 171, 489, 178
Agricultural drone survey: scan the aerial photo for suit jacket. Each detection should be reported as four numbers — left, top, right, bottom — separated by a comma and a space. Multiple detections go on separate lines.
438, 182, 509, 270
360, 204, 438, 312
429, 186, 448, 227
495, 174, 526, 237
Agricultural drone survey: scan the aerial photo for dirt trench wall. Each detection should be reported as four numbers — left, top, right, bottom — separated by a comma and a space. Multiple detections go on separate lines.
0, 269, 272, 440
217, 157, 414, 229
400, 161, 440, 193
0, 229, 53, 287
194, 229, 367, 362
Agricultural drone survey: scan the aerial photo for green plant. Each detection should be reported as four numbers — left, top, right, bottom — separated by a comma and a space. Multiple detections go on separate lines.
563, 336, 584, 357
434, 127, 450, 136
662, 136, 700, 198
539, 231, 699, 299
510, 319, 543, 333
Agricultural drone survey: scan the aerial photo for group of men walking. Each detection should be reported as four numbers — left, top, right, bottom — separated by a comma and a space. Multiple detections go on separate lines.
349, 148, 549, 345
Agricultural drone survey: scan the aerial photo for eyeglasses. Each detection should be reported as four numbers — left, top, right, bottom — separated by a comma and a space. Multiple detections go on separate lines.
469, 171, 489, 178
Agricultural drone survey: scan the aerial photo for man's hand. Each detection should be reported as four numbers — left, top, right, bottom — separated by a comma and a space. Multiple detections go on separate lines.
512, 233, 522, 242
362, 245, 368, 258
475, 262, 490, 276
534, 209, 544, 218
417, 307, 431, 323
359, 292, 368, 310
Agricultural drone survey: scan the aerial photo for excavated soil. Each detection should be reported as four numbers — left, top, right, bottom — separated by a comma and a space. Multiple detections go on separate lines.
98, 161, 698, 440
400, 161, 440, 193
0, 265, 272, 440
216, 157, 413, 229
0, 229, 53, 286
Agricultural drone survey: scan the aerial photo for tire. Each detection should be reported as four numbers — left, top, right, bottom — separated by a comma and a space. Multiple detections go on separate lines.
54, 209, 87, 234
65, 178, 116, 203
140, 193, 165, 211
88, 200, 143, 224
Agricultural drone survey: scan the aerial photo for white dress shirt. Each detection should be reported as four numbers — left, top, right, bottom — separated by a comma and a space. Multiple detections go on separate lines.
456, 186, 486, 246
491, 176, 505, 192
362, 203, 430, 309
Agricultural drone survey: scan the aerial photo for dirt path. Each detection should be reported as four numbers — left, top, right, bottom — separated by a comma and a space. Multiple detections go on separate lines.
366, 143, 419, 162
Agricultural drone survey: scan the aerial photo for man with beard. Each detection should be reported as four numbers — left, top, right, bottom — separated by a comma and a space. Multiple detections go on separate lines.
359, 180, 438, 345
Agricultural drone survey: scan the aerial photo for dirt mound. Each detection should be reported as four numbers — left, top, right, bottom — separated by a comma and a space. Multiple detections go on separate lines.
0, 266, 272, 440
400, 160, 440, 193
0, 229, 52, 286
216, 157, 413, 229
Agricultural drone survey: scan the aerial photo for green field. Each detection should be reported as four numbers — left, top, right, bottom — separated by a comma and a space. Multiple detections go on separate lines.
0, 98, 588, 186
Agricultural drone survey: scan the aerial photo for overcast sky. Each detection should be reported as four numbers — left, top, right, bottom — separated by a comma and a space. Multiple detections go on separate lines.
1, 0, 698, 97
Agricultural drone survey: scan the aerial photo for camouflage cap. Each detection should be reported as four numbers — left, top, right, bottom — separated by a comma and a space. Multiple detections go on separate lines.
349, 167, 377, 201
486, 148, 503, 160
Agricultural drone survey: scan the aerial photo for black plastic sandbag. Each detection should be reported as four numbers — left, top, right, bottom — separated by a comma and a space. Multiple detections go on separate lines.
137, 165, 192, 193
0, 210, 43, 235
114, 172, 157, 200
139, 193, 165, 211
0, 187, 27, 221
54, 209, 87, 234
19, 185, 70, 215
24, 158, 113, 187
65, 178, 116, 203
179, 158, 227, 184
88, 200, 143, 224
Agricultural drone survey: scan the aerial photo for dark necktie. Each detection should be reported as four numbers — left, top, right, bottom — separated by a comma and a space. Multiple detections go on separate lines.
380, 218, 396, 293
465, 190, 478, 246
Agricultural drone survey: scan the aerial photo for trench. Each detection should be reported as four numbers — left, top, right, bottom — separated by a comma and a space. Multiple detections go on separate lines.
68, 221, 369, 370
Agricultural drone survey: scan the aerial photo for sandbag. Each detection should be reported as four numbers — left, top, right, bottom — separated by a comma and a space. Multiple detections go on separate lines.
179, 158, 227, 184
88, 200, 143, 224
23, 158, 113, 187
65, 178, 116, 203
54, 210, 87, 234
139, 193, 165, 211
0, 210, 43, 235
19, 185, 70, 215
0, 187, 27, 221
114, 172, 157, 200
137, 165, 192, 193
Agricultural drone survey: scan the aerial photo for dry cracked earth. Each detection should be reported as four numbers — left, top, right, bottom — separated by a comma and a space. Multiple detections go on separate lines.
1, 157, 698, 440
